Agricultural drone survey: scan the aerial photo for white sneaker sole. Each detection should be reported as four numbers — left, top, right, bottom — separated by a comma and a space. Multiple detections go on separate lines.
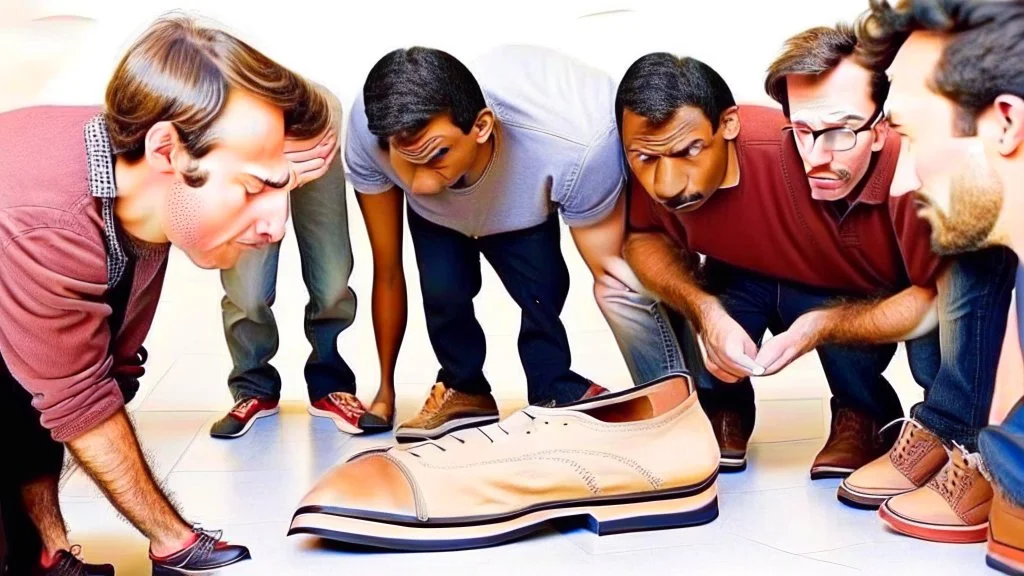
289, 474, 719, 551
210, 407, 279, 439
308, 405, 363, 435
395, 414, 500, 442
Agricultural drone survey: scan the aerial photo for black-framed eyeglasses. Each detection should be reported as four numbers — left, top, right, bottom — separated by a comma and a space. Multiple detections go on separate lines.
784, 106, 884, 153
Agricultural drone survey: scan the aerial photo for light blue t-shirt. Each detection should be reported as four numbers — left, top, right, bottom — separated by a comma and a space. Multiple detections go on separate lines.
344, 45, 625, 237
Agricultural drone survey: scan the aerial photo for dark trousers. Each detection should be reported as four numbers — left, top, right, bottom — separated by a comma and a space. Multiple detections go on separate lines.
0, 358, 64, 574
407, 209, 590, 406
694, 259, 905, 435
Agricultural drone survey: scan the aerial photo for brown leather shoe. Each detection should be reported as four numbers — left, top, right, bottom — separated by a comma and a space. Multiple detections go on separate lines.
395, 383, 499, 443
810, 405, 891, 480
988, 490, 1024, 575
837, 419, 947, 509
709, 409, 749, 472
879, 446, 992, 543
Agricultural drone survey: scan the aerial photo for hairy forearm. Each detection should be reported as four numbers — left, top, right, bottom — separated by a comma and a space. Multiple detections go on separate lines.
371, 269, 407, 385
66, 410, 188, 546
623, 232, 715, 332
815, 285, 937, 345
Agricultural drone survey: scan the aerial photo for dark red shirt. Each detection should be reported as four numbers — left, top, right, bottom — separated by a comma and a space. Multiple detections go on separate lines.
627, 105, 943, 296
0, 106, 169, 441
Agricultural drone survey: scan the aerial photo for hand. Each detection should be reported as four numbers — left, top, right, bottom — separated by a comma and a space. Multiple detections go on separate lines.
754, 310, 825, 376
698, 302, 763, 383
285, 127, 338, 189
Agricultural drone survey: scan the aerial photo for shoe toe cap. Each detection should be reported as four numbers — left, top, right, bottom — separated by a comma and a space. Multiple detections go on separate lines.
886, 486, 963, 527
295, 452, 417, 519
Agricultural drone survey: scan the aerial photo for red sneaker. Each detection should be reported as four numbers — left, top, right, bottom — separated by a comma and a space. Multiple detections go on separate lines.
210, 397, 279, 439
309, 392, 366, 435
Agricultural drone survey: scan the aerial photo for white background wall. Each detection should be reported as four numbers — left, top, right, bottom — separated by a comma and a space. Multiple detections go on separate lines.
1, 0, 927, 441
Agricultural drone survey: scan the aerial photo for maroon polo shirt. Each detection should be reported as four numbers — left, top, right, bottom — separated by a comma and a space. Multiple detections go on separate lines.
627, 105, 943, 296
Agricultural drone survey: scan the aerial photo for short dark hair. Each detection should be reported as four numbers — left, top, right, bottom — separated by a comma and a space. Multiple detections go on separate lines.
362, 47, 487, 144
857, 0, 1024, 135
615, 53, 736, 133
765, 24, 889, 117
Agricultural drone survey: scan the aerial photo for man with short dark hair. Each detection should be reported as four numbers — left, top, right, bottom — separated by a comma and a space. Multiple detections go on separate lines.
856, 0, 1024, 563
345, 45, 694, 441
0, 15, 335, 575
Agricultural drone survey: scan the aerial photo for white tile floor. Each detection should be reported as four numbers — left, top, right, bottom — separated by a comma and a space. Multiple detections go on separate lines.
57, 217, 995, 575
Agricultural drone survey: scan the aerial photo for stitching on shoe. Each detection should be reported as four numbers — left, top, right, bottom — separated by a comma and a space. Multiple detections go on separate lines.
414, 449, 663, 490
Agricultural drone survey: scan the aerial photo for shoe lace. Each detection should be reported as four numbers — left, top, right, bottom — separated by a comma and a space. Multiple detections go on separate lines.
172, 525, 222, 567
933, 443, 988, 500
53, 547, 86, 576
880, 417, 923, 462
230, 398, 257, 419
327, 392, 364, 415
421, 383, 452, 417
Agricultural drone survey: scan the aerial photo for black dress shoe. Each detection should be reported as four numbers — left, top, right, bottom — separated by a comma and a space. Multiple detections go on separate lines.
150, 527, 250, 575
357, 411, 394, 434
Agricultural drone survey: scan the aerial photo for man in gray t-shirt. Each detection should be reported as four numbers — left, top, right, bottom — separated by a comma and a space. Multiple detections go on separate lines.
346, 45, 654, 441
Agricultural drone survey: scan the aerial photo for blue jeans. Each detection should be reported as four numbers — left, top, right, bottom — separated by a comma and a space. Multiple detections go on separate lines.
221, 158, 357, 403
600, 247, 1016, 450
407, 209, 590, 406
981, 398, 1024, 506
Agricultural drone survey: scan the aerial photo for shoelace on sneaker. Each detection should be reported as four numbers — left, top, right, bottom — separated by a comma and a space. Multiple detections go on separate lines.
230, 398, 258, 419
51, 546, 87, 576
163, 526, 222, 568
326, 392, 365, 417
420, 384, 453, 417
932, 442, 990, 500
879, 417, 925, 462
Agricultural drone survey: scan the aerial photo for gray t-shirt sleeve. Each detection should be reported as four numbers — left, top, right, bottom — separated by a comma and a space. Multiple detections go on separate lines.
556, 122, 626, 227
343, 95, 396, 194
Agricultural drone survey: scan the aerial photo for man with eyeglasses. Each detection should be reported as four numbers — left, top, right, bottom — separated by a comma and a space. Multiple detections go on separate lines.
614, 24, 1014, 495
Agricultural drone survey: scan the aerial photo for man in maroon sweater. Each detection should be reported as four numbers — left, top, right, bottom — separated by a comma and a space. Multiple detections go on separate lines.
0, 15, 335, 576
615, 26, 1014, 510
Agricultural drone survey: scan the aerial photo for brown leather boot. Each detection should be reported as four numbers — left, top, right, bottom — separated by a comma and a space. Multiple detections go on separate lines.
709, 409, 750, 472
879, 445, 992, 543
987, 490, 1024, 575
837, 419, 947, 509
811, 405, 891, 480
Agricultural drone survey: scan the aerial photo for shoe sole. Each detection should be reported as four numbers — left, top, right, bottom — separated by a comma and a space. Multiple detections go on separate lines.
809, 465, 855, 480
988, 536, 1024, 576
836, 481, 906, 510
209, 407, 279, 439
288, 473, 719, 552
878, 501, 988, 543
152, 551, 252, 575
308, 405, 363, 435
395, 414, 500, 443
718, 456, 747, 473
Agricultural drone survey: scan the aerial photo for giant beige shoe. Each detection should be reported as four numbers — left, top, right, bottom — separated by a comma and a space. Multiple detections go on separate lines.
288, 375, 719, 551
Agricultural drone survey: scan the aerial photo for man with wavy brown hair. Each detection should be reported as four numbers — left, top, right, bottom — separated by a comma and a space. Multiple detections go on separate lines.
0, 14, 334, 575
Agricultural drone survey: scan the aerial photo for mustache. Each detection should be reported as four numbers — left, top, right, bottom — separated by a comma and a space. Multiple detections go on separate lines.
809, 167, 853, 181
662, 193, 705, 211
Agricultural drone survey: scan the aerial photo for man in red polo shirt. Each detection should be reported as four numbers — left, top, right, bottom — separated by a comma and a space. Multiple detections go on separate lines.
610, 24, 1014, 502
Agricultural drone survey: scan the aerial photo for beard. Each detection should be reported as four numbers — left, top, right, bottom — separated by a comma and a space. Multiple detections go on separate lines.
917, 158, 1004, 256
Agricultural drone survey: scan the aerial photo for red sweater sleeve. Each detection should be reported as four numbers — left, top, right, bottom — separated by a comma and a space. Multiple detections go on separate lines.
0, 227, 123, 442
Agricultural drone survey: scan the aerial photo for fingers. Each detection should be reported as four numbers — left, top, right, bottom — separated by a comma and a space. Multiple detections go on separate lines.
706, 340, 751, 381
284, 129, 337, 160
705, 358, 741, 383
721, 337, 762, 378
